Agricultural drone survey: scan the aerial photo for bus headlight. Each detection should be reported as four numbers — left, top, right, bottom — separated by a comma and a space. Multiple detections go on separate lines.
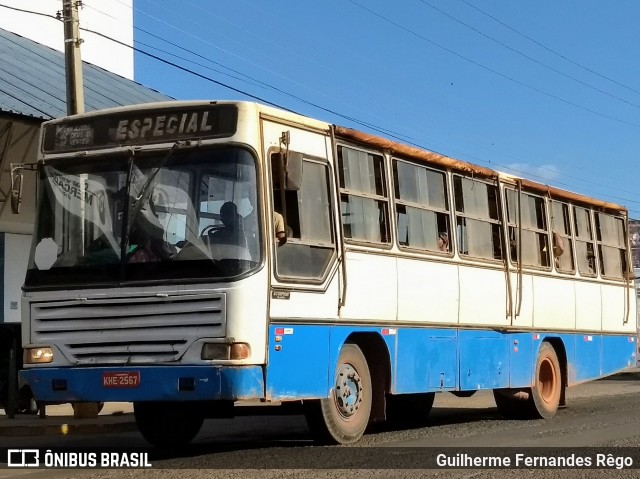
201, 342, 251, 360
24, 347, 54, 364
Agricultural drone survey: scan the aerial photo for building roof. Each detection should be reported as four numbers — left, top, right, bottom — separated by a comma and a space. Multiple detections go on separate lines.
0, 28, 172, 120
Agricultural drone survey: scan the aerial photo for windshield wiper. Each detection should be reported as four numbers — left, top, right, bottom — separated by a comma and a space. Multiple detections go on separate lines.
127, 141, 190, 232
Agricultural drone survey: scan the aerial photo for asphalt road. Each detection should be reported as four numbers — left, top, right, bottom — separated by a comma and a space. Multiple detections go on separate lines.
3, 372, 640, 479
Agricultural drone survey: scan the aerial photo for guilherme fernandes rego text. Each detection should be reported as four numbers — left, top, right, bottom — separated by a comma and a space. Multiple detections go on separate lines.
436, 453, 633, 469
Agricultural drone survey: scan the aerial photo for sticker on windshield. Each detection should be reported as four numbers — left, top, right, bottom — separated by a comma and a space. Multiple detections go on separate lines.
34, 238, 59, 270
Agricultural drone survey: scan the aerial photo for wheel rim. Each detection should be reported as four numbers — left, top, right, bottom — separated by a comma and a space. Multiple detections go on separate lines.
538, 356, 557, 404
333, 362, 363, 420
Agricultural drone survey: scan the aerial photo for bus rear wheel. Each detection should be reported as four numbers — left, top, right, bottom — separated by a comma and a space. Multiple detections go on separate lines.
530, 342, 562, 419
134, 401, 204, 447
493, 342, 562, 420
304, 343, 372, 444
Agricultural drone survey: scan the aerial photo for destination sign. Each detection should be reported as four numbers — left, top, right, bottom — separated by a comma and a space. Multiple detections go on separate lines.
42, 104, 238, 153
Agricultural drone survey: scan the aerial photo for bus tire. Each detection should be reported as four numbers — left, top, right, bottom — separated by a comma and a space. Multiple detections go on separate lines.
529, 341, 562, 419
386, 392, 435, 425
134, 401, 204, 448
494, 342, 562, 420
304, 344, 372, 444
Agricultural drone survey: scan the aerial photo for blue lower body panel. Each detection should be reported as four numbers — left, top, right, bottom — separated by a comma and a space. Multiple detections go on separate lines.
266, 325, 636, 397
20, 329, 637, 404
19, 365, 264, 402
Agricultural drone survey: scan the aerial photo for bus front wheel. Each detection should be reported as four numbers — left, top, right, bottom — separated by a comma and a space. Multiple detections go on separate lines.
134, 401, 204, 447
304, 343, 372, 444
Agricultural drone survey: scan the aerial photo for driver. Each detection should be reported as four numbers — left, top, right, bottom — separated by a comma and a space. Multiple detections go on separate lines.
209, 201, 247, 249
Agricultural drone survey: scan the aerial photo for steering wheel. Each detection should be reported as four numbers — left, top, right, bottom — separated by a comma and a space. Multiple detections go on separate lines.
200, 224, 224, 237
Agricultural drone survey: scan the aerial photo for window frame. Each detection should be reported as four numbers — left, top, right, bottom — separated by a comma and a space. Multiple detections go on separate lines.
504, 188, 552, 271
336, 143, 392, 248
453, 174, 503, 263
595, 211, 627, 281
549, 199, 576, 275
392, 157, 453, 256
573, 205, 598, 278
272, 153, 338, 285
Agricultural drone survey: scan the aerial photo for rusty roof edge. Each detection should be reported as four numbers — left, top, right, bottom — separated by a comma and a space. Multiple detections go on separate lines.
334, 126, 496, 178
334, 125, 626, 214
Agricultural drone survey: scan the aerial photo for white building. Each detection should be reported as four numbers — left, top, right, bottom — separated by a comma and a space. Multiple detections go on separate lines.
0, 0, 133, 79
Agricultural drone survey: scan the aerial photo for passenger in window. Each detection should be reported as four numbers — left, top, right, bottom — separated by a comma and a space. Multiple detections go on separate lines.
552, 231, 565, 269
274, 211, 287, 246
127, 222, 160, 263
127, 211, 174, 263
437, 232, 449, 252
509, 236, 518, 261
128, 239, 158, 263
244, 195, 287, 248
587, 250, 596, 274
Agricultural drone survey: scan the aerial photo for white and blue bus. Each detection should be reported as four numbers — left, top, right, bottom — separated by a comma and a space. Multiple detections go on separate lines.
18, 101, 637, 446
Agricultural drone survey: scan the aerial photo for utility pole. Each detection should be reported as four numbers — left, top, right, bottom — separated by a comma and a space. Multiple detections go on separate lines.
62, 0, 85, 115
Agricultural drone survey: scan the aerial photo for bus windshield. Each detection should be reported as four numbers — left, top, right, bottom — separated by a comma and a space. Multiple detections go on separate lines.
25, 146, 261, 288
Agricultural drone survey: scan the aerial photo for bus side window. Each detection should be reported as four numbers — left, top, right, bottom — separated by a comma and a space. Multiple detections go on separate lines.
393, 159, 451, 253
574, 206, 597, 276
550, 200, 575, 273
505, 190, 550, 268
453, 175, 502, 260
337, 145, 390, 245
273, 156, 335, 281
595, 212, 627, 279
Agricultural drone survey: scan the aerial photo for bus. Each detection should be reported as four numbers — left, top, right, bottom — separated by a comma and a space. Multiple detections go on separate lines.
17, 101, 637, 446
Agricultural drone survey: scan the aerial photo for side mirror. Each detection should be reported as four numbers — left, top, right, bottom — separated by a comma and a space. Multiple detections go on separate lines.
10, 164, 24, 215
285, 152, 303, 191
273, 151, 303, 191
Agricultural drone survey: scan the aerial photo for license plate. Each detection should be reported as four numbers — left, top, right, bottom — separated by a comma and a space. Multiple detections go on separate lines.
102, 371, 140, 388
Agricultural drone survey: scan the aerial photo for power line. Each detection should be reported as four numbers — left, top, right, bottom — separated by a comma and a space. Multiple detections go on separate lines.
1, 3, 414, 141
0, 3, 131, 107
2, 2, 640, 211
0, 3, 55, 20
417, 0, 640, 111
120, 0, 418, 142
346, 0, 640, 129
55, 29, 640, 208
80, 27, 425, 143
84, 2, 422, 143
102, 0, 640, 202
125, 0, 640, 201
460, 0, 640, 97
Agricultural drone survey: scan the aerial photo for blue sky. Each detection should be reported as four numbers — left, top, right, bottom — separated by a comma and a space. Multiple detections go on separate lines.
133, 0, 640, 218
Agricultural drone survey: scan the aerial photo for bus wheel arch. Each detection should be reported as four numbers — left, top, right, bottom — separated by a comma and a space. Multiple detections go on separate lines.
345, 332, 391, 425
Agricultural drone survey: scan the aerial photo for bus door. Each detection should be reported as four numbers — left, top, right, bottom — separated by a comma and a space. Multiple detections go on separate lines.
260, 120, 340, 399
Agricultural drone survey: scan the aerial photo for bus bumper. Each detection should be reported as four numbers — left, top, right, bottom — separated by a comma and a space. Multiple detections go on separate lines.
19, 365, 264, 402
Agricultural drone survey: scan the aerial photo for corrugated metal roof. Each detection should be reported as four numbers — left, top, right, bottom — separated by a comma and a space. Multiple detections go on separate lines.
0, 28, 172, 120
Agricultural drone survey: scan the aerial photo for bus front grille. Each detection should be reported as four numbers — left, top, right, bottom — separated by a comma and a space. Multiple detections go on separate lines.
30, 293, 226, 365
